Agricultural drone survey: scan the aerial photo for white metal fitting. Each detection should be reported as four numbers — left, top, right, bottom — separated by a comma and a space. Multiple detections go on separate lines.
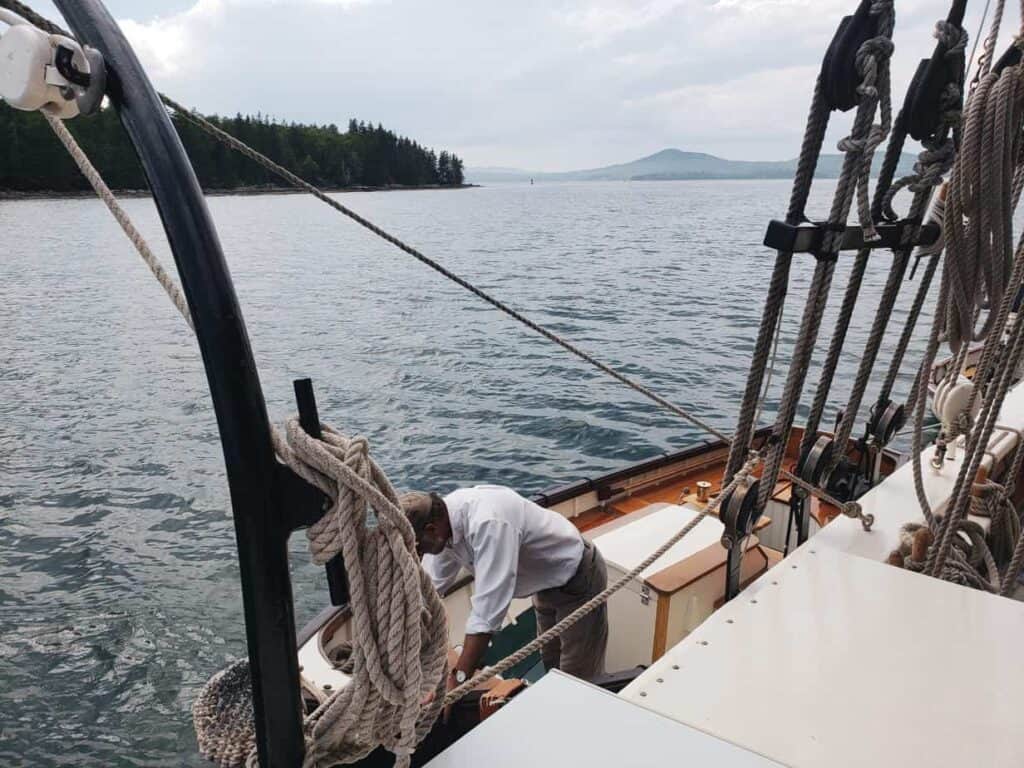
932, 376, 978, 433
0, 18, 102, 119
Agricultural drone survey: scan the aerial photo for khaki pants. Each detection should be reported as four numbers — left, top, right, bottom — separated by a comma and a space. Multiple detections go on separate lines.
532, 540, 608, 680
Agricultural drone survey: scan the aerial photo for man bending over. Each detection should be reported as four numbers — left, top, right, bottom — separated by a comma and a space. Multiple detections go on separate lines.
400, 485, 608, 694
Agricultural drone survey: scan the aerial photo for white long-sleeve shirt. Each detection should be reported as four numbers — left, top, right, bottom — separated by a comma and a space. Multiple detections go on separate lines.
422, 485, 584, 635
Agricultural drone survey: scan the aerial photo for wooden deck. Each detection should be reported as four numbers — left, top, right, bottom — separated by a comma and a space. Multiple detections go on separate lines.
609, 461, 839, 525
560, 427, 883, 545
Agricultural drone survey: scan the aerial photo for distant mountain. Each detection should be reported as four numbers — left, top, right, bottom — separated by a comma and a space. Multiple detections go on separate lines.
467, 148, 916, 183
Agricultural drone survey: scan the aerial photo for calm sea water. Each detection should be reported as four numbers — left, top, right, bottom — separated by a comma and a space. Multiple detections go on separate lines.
0, 180, 935, 765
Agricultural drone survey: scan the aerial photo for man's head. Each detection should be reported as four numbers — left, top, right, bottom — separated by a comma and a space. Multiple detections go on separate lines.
399, 490, 450, 557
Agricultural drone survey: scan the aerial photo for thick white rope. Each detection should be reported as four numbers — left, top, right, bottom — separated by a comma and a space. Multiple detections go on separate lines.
271, 421, 448, 768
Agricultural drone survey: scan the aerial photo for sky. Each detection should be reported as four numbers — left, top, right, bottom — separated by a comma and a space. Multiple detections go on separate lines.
30, 0, 996, 171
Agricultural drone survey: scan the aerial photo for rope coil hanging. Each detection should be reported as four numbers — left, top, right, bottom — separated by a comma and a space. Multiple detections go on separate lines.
901, 0, 1024, 594
195, 422, 451, 768
269, 421, 449, 768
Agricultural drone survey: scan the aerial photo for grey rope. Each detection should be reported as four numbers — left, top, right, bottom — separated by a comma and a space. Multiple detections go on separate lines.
928, 258, 1024, 578
159, 95, 730, 445
829, 250, 914, 458
888, 522, 1000, 592
0, 0, 63, 34
755, 0, 895, 517
966, 226, 1024, 419
723, 76, 829, 483
798, 246, 870, 462
828, 21, 964, 462
800, 17, 959, 468
752, 297, 786, 430
943, 59, 1024, 354
879, 192, 946, 414
915, 48, 1024, 580
1001, 515, 1024, 593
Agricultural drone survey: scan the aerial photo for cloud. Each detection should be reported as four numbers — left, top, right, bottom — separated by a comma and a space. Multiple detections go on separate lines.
116, 0, 215, 77
31, 0, 1004, 170
553, 0, 688, 47
117, 0, 378, 77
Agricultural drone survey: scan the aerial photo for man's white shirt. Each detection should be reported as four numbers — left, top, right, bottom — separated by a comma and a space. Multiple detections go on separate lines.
422, 485, 584, 634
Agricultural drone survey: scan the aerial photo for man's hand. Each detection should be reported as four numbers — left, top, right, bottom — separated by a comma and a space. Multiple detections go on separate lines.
454, 633, 492, 680
442, 668, 460, 723
442, 632, 491, 724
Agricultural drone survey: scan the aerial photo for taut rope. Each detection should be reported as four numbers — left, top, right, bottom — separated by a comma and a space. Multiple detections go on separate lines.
738, 0, 896, 523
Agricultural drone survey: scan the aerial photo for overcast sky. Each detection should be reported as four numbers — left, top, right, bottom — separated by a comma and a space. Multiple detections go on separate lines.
33, 1, 994, 171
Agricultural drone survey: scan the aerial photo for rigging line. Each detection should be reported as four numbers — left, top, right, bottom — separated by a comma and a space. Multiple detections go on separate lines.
723, 78, 827, 486
161, 95, 731, 445
752, 297, 785, 430
966, 0, 995, 82
754, 0, 896, 518
0, 0, 62, 34
878, 193, 948, 412
41, 112, 195, 329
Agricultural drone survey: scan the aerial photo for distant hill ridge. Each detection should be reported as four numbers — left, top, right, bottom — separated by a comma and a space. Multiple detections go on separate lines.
469, 148, 916, 183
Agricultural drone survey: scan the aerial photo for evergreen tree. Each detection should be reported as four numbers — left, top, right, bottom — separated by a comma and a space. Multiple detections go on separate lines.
0, 104, 466, 192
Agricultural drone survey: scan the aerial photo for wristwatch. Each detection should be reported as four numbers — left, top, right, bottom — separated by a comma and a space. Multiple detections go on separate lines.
453, 669, 467, 684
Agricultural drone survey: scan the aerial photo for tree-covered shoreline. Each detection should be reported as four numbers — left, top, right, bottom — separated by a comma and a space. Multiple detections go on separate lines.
0, 106, 465, 193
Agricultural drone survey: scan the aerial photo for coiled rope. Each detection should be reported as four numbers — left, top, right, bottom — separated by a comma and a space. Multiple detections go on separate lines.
271, 421, 449, 768
942, 37, 1024, 354
900, 0, 1024, 589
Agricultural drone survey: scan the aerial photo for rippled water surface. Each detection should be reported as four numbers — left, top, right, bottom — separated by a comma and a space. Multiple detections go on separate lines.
1, 180, 935, 764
